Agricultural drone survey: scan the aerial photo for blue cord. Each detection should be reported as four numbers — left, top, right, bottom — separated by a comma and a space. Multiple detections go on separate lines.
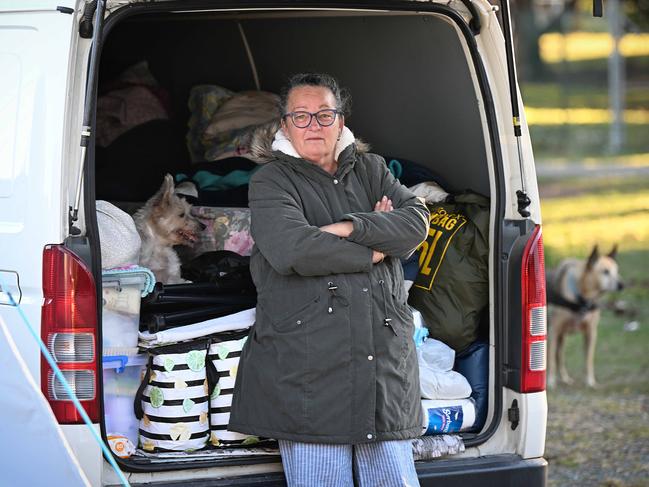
1, 279, 131, 487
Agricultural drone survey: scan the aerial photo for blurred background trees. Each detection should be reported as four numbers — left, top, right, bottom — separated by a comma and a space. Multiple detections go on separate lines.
502, 0, 649, 159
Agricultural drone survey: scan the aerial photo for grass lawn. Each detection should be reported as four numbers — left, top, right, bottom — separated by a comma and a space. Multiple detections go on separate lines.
541, 176, 649, 485
529, 124, 649, 159
522, 82, 649, 110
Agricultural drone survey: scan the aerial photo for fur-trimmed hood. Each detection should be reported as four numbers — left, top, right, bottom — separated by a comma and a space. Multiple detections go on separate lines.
248, 120, 370, 163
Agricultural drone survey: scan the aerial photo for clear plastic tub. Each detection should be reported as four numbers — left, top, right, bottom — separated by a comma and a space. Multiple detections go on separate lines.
102, 274, 146, 349
103, 353, 147, 447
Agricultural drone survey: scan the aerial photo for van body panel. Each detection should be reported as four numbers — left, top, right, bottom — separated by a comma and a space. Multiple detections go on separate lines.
0, 7, 76, 378
63, 424, 103, 487
0, 0, 75, 12
516, 390, 547, 458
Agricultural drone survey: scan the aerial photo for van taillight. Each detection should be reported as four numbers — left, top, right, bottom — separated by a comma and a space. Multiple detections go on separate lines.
41, 245, 99, 423
521, 225, 547, 393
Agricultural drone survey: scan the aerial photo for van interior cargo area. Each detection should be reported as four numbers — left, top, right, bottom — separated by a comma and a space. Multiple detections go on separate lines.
95, 7, 493, 471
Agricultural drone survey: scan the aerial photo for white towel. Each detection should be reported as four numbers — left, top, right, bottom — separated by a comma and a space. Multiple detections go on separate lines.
138, 308, 256, 347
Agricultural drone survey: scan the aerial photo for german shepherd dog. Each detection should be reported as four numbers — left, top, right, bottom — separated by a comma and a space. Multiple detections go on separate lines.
547, 245, 624, 388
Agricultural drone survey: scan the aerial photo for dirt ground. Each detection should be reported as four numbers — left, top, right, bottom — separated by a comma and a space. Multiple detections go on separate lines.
546, 388, 649, 486
544, 308, 649, 487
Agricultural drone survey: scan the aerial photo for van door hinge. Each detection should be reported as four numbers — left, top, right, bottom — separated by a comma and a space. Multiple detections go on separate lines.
508, 399, 520, 430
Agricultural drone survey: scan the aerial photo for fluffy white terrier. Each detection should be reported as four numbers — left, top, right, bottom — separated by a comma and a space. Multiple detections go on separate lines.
134, 174, 204, 284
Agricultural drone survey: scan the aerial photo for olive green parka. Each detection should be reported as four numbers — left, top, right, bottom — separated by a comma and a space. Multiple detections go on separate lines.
229, 128, 429, 444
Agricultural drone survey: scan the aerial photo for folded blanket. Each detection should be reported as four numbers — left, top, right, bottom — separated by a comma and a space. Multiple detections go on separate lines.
139, 307, 255, 347
102, 265, 156, 297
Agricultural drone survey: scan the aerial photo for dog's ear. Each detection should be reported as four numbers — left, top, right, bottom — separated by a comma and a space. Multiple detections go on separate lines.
149, 174, 176, 208
586, 245, 600, 270
159, 174, 176, 207
608, 244, 618, 261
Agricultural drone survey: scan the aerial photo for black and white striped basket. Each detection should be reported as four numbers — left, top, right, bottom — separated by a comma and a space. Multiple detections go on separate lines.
207, 330, 259, 447
135, 339, 214, 452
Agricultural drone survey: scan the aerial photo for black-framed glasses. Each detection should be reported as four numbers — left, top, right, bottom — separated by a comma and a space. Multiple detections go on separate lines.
284, 109, 339, 128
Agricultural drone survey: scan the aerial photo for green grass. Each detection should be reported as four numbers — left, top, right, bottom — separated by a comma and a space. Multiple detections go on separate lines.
542, 177, 649, 261
521, 82, 649, 110
542, 176, 649, 387
529, 124, 649, 159
539, 175, 649, 192
542, 176, 649, 386
542, 177, 649, 486
544, 55, 649, 80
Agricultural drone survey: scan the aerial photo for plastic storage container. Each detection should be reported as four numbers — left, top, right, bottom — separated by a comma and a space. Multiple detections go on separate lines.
103, 353, 147, 448
102, 274, 147, 349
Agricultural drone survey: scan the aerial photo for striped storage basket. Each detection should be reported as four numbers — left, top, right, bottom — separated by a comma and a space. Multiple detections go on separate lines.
135, 340, 212, 452
207, 330, 259, 447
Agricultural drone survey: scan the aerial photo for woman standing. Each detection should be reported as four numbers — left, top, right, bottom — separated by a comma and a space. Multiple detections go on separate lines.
230, 73, 429, 486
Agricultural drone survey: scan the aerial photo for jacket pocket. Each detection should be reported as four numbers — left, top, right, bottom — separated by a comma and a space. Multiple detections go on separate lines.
264, 295, 321, 333
385, 290, 415, 372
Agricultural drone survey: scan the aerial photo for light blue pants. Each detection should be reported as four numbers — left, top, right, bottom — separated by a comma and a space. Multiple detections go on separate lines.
278, 439, 420, 487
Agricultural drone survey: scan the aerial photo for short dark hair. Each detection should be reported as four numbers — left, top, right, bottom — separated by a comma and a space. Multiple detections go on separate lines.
279, 73, 351, 117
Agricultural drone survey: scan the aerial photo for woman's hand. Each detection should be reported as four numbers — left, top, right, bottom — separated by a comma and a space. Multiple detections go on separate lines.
320, 222, 384, 264
319, 221, 353, 238
374, 195, 393, 212
320, 198, 390, 263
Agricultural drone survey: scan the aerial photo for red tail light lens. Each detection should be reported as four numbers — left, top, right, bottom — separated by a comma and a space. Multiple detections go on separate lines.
521, 225, 547, 393
41, 245, 99, 423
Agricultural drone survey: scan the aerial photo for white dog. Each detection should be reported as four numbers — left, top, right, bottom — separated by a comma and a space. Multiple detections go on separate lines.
134, 174, 205, 284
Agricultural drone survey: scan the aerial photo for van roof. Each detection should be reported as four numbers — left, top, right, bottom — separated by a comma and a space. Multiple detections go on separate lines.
103, 0, 481, 21
0, 0, 75, 12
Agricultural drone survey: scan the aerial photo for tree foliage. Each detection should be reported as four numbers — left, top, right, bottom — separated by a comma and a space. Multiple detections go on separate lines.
624, 0, 649, 29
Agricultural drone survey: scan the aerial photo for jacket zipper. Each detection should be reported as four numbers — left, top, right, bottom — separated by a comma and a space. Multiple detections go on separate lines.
327, 281, 349, 314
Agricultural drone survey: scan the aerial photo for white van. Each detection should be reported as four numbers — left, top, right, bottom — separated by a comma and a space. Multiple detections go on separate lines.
0, 0, 547, 485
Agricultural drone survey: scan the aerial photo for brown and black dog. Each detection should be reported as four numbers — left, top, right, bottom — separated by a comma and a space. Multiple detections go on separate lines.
546, 245, 624, 388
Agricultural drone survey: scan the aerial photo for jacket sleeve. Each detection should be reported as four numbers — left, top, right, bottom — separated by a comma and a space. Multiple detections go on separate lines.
341, 156, 430, 258
249, 168, 374, 277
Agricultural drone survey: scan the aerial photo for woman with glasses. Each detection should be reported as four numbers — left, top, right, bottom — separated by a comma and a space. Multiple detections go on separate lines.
230, 73, 429, 486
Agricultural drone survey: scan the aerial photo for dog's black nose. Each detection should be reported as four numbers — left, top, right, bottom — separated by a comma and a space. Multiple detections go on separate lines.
617, 281, 625, 291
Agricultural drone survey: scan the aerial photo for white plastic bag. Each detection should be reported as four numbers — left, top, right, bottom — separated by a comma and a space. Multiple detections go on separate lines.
418, 338, 472, 399
418, 338, 455, 371
419, 366, 472, 400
